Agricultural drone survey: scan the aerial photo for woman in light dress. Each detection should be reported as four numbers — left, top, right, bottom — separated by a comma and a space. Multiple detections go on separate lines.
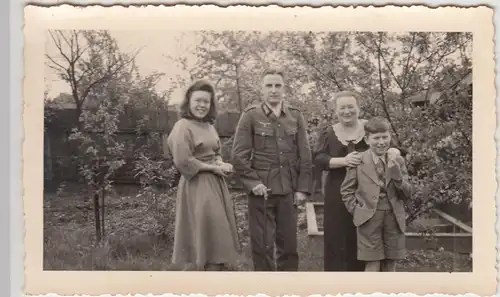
166, 80, 240, 271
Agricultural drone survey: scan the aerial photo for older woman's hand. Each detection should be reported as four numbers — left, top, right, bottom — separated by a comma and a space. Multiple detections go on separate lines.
345, 151, 362, 167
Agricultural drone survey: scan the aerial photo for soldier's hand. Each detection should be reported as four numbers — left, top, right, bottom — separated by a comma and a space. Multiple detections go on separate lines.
294, 192, 308, 206
252, 184, 268, 196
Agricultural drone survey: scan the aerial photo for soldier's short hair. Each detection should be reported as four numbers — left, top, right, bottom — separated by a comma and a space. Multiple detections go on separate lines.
261, 67, 286, 81
179, 79, 218, 124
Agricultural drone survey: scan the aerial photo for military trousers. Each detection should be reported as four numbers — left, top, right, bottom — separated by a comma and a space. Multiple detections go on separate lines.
247, 192, 298, 271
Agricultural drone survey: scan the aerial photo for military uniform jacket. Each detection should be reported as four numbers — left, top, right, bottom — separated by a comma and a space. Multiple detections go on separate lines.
231, 102, 313, 196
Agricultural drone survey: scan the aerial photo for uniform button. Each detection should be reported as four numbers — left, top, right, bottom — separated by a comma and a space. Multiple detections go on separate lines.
280, 165, 283, 168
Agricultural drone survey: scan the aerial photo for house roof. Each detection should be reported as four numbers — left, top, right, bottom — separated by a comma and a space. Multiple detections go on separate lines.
409, 89, 441, 104
449, 70, 472, 91
409, 69, 472, 104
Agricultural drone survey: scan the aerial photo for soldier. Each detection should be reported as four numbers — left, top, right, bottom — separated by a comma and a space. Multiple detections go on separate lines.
231, 67, 313, 271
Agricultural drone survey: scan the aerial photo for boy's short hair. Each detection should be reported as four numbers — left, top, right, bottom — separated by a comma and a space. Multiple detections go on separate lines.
364, 117, 391, 136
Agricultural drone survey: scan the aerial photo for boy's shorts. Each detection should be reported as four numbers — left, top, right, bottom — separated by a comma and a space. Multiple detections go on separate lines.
357, 209, 406, 261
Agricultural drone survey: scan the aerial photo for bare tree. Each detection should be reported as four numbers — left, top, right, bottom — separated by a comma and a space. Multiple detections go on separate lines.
45, 30, 142, 126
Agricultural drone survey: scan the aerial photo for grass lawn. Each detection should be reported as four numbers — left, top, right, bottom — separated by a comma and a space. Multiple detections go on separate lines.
43, 184, 472, 272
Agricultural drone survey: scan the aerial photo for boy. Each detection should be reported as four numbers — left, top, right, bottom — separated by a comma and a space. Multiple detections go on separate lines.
340, 117, 412, 272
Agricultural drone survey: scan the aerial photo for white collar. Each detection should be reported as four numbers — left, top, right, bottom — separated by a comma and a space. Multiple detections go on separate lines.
332, 119, 367, 146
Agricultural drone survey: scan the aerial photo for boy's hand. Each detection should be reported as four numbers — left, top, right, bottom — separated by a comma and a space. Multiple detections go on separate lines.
387, 148, 401, 160
387, 157, 404, 181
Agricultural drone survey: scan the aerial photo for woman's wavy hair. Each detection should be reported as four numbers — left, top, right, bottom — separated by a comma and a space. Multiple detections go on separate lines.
329, 90, 362, 110
179, 79, 218, 124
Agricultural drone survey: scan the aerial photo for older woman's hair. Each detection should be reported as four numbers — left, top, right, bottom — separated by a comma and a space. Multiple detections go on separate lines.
179, 79, 218, 124
330, 90, 361, 110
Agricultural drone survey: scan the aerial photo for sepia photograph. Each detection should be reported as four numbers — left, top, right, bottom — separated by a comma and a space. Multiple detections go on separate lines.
23, 5, 496, 296
43, 29, 474, 273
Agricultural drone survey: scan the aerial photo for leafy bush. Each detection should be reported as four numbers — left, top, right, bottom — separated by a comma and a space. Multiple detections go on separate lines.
403, 88, 472, 223
133, 116, 180, 242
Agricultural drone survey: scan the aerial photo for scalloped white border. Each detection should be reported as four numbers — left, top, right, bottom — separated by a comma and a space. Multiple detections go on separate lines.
20, 3, 497, 297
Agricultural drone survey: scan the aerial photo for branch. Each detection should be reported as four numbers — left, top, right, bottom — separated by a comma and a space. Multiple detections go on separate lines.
287, 47, 343, 91
375, 34, 401, 146
50, 30, 74, 70
80, 49, 141, 102
402, 55, 423, 91
45, 53, 67, 73
401, 33, 416, 89
372, 40, 405, 92
426, 38, 471, 86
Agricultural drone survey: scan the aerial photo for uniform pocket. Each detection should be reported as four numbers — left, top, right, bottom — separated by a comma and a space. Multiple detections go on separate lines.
288, 165, 298, 190
253, 127, 274, 150
285, 127, 297, 149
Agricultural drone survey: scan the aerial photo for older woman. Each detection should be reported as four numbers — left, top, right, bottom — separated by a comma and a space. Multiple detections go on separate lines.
314, 91, 401, 272
166, 80, 240, 271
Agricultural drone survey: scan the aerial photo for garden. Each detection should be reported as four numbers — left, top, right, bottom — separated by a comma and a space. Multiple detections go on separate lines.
43, 30, 473, 272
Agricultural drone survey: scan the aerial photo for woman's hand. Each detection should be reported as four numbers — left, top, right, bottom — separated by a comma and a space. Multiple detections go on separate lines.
212, 166, 228, 177
344, 151, 362, 167
218, 162, 234, 174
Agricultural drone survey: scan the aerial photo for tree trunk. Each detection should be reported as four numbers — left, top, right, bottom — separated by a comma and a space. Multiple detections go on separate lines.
100, 188, 106, 239
93, 191, 102, 242
235, 65, 243, 113
75, 102, 83, 131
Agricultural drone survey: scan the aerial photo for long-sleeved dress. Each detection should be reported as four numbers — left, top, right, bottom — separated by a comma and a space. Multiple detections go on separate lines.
166, 118, 240, 271
313, 125, 368, 271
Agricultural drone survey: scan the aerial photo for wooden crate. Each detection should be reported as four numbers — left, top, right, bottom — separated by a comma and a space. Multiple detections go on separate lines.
306, 202, 472, 253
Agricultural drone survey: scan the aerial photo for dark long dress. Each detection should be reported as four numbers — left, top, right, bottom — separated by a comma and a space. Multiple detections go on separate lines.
313, 126, 368, 271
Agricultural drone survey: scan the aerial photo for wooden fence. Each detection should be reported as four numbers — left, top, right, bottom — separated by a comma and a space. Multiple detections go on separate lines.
44, 106, 324, 197
43, 105, 470, 222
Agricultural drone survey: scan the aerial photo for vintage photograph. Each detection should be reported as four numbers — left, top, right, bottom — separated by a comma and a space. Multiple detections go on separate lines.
23, 5, 496, 296
43, 29, 473, 272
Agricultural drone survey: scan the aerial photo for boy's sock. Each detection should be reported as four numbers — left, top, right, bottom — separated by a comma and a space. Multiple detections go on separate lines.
364, 261, 381, 272
382, 259, 396, 272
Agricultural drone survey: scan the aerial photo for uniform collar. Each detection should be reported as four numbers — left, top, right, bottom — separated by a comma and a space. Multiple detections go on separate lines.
261, 101, 288, 117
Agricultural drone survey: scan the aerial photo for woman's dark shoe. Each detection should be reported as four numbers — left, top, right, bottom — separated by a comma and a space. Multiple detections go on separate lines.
204, 263, 225, 271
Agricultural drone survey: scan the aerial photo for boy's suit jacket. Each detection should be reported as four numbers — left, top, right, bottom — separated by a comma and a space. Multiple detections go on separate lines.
340, 150, 412, 232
